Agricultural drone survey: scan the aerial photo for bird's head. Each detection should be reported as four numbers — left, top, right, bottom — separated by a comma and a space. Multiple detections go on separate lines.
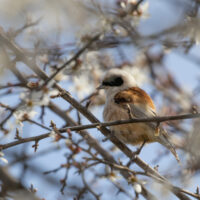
97, 68, 137, 97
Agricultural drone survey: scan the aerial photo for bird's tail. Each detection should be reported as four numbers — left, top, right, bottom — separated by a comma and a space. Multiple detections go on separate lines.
157, 129, 180, 163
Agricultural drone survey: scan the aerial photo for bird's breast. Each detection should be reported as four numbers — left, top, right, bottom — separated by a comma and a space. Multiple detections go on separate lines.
103, 101, 155, 145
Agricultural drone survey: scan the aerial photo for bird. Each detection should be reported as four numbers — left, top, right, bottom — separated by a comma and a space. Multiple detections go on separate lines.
97, 68, 179, 162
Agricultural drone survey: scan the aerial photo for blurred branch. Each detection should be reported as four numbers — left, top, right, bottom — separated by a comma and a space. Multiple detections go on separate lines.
43, 33, 101, 86
0, 167, 40, 199
0, 83, 27, 90
13, 18, 42, 37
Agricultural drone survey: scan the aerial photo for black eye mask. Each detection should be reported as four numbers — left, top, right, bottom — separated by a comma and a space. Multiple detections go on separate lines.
102, 76, 124, 87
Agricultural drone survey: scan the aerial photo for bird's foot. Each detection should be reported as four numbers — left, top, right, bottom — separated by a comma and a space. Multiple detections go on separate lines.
127, 141, 146, 167
102, 131, 115, 142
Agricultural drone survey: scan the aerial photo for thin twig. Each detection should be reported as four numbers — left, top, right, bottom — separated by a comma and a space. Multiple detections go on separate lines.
81, 170, 101, 200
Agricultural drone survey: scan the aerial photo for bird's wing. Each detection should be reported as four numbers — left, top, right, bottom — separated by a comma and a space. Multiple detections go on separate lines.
114, 87, 157, 126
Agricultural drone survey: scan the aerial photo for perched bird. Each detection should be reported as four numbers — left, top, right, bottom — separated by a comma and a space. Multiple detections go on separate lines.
98, 68, 179, 162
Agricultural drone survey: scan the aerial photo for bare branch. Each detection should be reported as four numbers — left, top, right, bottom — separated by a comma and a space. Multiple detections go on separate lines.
1, 112, 199, 150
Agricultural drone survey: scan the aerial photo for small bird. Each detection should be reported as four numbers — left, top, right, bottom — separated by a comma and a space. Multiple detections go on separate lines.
98, 68, 179, 162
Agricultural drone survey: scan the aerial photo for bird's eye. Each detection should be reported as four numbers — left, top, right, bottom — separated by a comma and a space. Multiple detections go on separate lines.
114, 77, 123, 86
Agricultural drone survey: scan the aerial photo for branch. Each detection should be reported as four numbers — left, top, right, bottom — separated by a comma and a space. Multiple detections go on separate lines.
0, 83, 27, 90
1, 112, 199, 150
61, 113, 200, 131
0, 133, 50, 150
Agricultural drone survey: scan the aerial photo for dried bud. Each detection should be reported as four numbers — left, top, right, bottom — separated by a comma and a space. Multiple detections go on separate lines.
27, 82, 39, 88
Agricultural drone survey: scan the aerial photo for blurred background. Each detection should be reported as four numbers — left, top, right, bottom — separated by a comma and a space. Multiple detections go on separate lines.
0, 0, 200, 199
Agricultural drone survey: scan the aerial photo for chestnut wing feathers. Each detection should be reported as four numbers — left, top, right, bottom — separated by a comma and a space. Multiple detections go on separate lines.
114, 87, 157, 129
114, 87, 155, 110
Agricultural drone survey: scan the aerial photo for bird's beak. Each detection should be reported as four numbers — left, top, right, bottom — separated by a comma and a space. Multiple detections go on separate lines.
96, 84, 105, 90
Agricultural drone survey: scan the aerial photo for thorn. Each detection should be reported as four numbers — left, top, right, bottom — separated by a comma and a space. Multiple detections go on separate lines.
32, 140, 39, 152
